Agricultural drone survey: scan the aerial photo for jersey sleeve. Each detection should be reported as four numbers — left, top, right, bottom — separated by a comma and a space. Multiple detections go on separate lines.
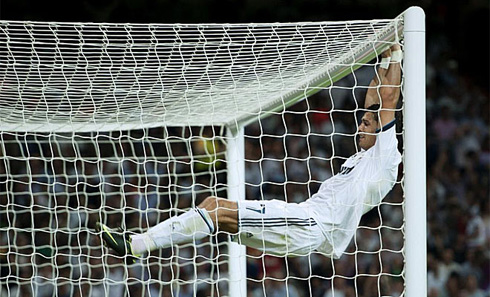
370, 119, 401, 170
373, 119, 398, 153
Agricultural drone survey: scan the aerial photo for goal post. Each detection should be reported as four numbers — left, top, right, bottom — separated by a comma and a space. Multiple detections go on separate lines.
403, 6, 427, 297
0, 7, 426, 297
226, 127, 247, 297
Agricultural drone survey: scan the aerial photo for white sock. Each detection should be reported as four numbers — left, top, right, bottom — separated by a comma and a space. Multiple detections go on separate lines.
130, 208, 214, 255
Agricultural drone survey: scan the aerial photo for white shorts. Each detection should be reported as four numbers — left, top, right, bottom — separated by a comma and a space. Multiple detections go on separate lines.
232, 199, 324, 256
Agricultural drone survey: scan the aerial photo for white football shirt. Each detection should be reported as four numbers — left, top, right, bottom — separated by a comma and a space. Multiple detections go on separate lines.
302, 121, 401, 258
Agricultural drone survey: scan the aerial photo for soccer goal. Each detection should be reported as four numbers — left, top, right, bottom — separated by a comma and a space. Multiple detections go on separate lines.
0, 6, 425, 297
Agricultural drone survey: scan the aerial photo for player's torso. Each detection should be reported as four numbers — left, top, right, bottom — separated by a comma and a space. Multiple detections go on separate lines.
319, 150, 372, 194
304, 148, 396, 209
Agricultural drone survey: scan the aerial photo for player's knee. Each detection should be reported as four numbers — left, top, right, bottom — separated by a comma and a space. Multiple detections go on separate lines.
199, 196, 219, 210
199, 197, 238, 232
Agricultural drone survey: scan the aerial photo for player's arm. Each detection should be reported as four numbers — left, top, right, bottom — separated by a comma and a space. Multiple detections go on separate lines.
365, 44, 402, 128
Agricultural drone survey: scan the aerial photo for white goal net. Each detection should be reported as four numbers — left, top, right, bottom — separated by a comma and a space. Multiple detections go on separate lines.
0, 11, 425, 297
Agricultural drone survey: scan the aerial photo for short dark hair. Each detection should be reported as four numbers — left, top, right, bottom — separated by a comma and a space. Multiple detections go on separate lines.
365, 104, 380, 122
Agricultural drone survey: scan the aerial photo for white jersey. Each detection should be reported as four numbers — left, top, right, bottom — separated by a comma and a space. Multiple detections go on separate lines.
302, 121, 401, 258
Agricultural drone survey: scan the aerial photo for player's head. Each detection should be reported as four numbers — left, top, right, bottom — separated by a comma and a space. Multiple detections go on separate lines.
357, 104, 379, 150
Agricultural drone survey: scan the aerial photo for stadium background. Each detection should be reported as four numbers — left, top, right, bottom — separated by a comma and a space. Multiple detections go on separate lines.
0, 0, 488, 296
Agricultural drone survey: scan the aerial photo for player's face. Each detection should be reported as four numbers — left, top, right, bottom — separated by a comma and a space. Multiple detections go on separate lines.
357, 112, 378, 150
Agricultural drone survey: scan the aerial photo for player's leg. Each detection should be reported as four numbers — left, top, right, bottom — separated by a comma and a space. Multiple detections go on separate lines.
233, 199, 324, 256
97, 196, 238, 258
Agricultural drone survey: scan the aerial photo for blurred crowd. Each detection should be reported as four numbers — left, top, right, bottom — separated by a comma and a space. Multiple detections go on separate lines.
423, 37, 489, 297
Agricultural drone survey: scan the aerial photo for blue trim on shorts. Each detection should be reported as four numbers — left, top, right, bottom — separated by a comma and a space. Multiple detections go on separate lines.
240, 217, 317, 227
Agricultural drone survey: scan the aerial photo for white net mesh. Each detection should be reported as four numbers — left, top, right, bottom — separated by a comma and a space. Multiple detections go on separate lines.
0, 20, 400, 131
0, 127, 231, 296
0, 17, 405, 296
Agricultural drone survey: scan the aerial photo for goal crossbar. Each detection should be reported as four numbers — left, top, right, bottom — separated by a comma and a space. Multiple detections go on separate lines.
0, 18, 402, 133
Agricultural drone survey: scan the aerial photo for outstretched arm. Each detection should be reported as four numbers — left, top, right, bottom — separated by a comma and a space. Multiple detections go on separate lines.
364, 44, 402, 128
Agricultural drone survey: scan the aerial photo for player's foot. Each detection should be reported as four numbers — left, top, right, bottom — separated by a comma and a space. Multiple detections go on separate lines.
95, 222, 139, 264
